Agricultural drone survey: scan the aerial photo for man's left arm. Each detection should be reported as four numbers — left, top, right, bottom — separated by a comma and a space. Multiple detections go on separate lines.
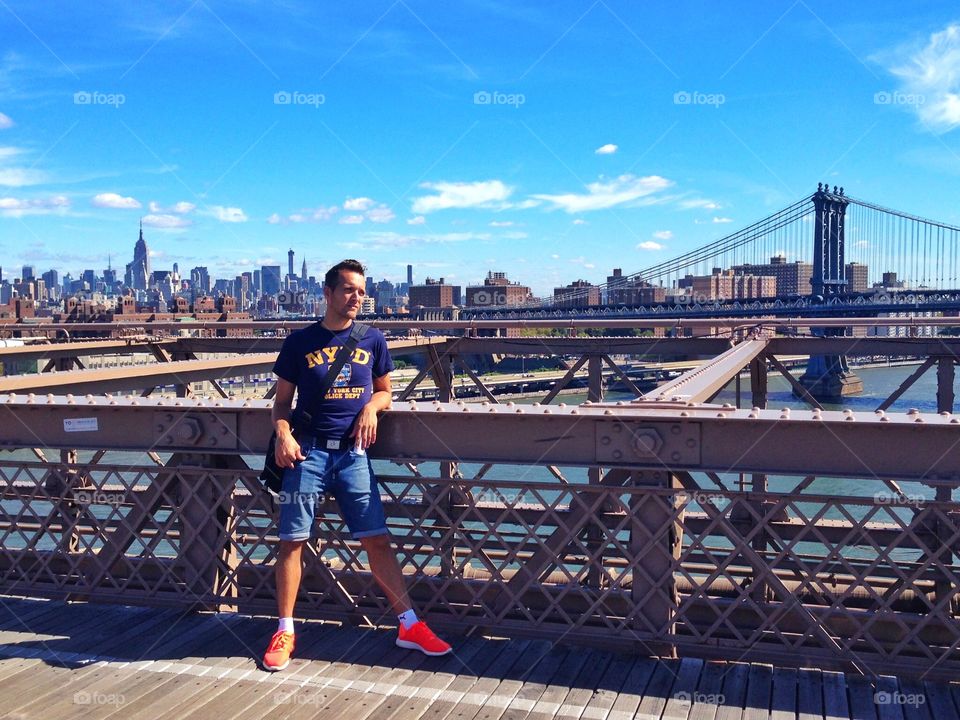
353, 373, 392, 450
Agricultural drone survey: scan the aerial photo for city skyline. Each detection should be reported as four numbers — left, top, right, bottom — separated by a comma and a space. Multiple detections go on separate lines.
1, 3, 959, 296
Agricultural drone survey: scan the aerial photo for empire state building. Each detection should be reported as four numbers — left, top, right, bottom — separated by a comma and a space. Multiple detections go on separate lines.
125, 221, 150, 290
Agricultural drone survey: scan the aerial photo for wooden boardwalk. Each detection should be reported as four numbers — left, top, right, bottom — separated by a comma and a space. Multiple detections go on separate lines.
0, 596, 956, 720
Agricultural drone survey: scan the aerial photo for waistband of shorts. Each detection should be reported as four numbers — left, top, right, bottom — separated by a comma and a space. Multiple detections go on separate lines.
295, 431, 353, 451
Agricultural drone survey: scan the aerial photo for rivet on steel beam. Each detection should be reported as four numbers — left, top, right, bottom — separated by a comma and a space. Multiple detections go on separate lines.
748, 412, 758, 419
951, 418, 960, 424
436, 406, 444, 412
131, 399, 139, 406
532, 403, 540, 407
583, 401, 592, 405
543, 408, 550, 414
516, 408, 523, 413
174, 401, 183, 407
875, 409, 885, 416
672, 452, 681, 461
507, 401, 516, 407
612, 450, 622, 460
722, 403, 734, 409
462, 407, 469, 412
489, 407, 496, 412
915, 417, 925, 423
716, 413, 725, 418
907, 408, 920, 415
845, 416, 855, 422
482, 401, 490, 407
604, 410, 613, 415
752, 407, 761, 413
558, 403, 567, 408
680, 411, 689, 417
779, 413, 789, 419
27, 393, 34, 401
940, 411, 951, 417
616, 401, 625, 406
880, 416, 889, 422
843, 409, 853, 416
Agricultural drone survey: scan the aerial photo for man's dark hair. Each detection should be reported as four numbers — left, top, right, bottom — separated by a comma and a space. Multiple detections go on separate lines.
324, 259, 366, 290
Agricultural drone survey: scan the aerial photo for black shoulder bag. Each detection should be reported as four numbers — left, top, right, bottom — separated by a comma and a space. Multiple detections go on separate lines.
259, 322, 371, 493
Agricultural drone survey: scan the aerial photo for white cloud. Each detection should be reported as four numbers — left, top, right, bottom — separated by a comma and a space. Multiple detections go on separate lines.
0, 167, 46, 186
532, 174, 673, 213
502, 231, 528, 239
679, 198, 721, 210
355, 230, 491, 250
653, 230, 673, 240
142, 213, 192, 229
412, 180, 512, 213
340, 214, 364, 224
568, 256, 596, 269
343, 197, 374, 211
489, 220, 514, 227
550, 253, 560, 259
0, 195, 70, 217
366, 205, 395, 223
269, 205, 338, 224
149, 200, 195, 214
713, 216, 733, 223
211, 205, 248, 223
595, 143, 618, 155
0, 113, 13, 130
637, 241, 664, 251
888, 24, 960, 132
407, 216, 426, 225
572, 219, 587, 225
92, 192, 141, 209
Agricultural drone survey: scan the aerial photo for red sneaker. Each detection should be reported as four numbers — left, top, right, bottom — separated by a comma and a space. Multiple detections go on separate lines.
396, 621, 451, 656
262, 630, 295, 671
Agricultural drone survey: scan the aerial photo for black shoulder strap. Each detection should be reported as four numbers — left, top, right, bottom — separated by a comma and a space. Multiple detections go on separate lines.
298, 322, 371, 426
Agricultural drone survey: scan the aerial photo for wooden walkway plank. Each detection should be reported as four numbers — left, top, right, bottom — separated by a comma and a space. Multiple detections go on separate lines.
822, 671, 850, 720
686, 660, 726, 720
100, 615, 285, 720
743, 663, 773, 720
574, 651, 638, 720
634, 659, 683, 720
359, 636, 493, 720
922, 679, 958, 720
797, 669, 823, 720
155, 619, 348, 720
230, 624, 408, 720
846, 674, 878, 720
462, 639, 555, 720
715, 662, 749, 720
874, 677, 905, 720
524, 644, 593, 720
5, 613, 249, 719
769, 667, 798, 720
417, 638, 531, 720
898, 678, 932, 720
498, 642, 572, 720
660, 656, 705, 720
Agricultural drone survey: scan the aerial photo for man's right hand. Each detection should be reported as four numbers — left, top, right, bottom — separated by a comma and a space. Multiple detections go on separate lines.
275, 431, 306, 469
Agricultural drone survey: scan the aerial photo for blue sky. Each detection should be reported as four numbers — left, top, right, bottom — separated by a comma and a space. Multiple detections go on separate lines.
1, 0, 959, 295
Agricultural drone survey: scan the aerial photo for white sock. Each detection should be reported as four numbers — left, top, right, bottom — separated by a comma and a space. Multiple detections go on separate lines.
398, 609, 419, 630
278, 617, 294, 634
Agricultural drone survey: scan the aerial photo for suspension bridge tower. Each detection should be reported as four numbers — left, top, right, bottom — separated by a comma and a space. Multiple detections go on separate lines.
799, 183, 864, 400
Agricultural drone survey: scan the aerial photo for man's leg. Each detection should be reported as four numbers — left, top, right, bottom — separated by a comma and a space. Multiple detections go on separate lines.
360, 533, 410, 614
276, 539, 305, 618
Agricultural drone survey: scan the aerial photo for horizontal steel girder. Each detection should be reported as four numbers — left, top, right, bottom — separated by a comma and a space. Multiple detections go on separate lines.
1, 395, 957, 481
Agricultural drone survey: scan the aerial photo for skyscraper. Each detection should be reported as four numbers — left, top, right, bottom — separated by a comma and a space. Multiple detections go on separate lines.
407, 264, 413, 287
288, 249, 295, 279
301, 258, 307, 283
125, 221, 150, 290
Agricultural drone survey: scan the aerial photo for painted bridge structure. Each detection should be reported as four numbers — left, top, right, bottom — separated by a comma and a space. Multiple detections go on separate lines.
0, 316, 958, 708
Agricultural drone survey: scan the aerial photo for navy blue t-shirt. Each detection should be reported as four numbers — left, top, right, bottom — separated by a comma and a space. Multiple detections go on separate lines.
272, 322, 394, 438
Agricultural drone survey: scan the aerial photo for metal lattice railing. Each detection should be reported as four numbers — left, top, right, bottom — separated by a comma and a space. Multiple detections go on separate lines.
2, 457, 957, 680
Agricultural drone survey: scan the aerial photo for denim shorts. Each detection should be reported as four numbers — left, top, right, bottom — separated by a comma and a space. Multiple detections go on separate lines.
277, 436, 388, 541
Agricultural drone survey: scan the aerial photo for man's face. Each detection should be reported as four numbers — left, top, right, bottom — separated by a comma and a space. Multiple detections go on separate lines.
324, 270, 365, 320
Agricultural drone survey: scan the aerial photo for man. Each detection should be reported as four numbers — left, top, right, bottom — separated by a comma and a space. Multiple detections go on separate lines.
262, 259, 450, 671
